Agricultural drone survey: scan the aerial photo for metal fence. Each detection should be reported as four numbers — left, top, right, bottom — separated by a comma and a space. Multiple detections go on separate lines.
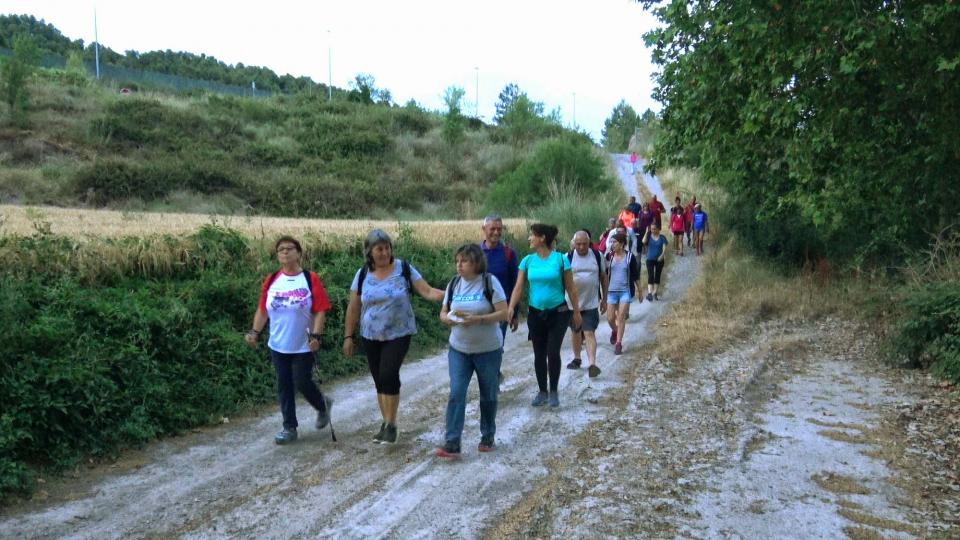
0, 46, 271, 97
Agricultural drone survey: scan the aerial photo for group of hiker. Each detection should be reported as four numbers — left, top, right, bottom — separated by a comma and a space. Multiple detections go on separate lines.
244, 196, 708, 458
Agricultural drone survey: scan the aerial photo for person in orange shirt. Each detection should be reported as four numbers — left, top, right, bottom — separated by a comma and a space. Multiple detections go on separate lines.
617, 204, 636, 230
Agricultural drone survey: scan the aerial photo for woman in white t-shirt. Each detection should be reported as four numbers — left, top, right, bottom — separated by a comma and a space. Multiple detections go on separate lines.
436, 244, 509, 458
245, 236, 333, 445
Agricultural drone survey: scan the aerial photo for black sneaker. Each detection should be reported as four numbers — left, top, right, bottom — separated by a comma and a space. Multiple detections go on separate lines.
531, 391, 549, 407
316, 396, 333, 430
373, 422, 386, 443
566, 358, 582, 369
478, 436, 495, 452
548, 391, 560, 408
654, 293, 659, 301
436, 441, 461, 458
588, 365, 601, 378
646, 292, 653, 302
274, 427, 297, 445
382, 423, 399, 444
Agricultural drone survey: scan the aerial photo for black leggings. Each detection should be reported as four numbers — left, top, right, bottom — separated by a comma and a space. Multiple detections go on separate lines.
362, 335, 412, 395
527, 306, 572, 393
646, 259, 665, 284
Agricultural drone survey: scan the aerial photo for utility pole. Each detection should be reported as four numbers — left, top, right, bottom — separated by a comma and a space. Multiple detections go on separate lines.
474, 66, 479, 118
327, 30, 333, 100
93, 7, 100, 80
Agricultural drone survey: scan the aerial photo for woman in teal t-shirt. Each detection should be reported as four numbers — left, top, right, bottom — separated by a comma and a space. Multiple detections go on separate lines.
507, 223, 582, 408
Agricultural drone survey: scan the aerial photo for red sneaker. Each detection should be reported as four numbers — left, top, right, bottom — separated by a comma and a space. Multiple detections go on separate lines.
609, 328, 617, 344
435, 443, 461, 458
614, 342, 623, 355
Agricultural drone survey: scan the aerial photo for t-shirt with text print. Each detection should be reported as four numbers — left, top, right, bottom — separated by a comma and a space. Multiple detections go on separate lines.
258, 270, 331, 354
443, 274, 507, 354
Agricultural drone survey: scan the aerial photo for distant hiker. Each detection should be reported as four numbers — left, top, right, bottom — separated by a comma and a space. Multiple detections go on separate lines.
607, 222, 636, 255
565, 230, 608, 377
684, 195, 697, 247
670, 196, 686, 256
436, 244, 510, 458
649, 195, 666, 229
343, 229, 445, 444
604, 232, 641, 355
629, 151, 638, 173
479, 214, 519, 384
617, 204, 637, 230
692, 202, 709, 256
637, 202, 655, 239
626, 195, 642, 216
507, 223, 582, 408
642, 223, 669, 301
245, 236, 333, 445
597, 218, 617, 254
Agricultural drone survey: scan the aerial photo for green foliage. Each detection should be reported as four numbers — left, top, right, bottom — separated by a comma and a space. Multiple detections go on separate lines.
601, 100, 640, 152
91, 98, 246, 152
442, 86, 466, 147
72, 157, 239, 205
1, 33, 41, 126
496, 93, 564, 146
642, 1, 960, 266
486, 134, 613, 213
887, 282, 960, 384
494, 83, 521, 124
0, 227, 462, 499
533, 180, 624, 248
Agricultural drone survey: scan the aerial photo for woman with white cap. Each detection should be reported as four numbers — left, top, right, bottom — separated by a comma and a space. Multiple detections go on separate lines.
343, 229, 444, 444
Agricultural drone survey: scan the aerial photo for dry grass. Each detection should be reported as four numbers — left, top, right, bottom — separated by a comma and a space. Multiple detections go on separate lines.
0, 204, 527, 246
837, 508, 921, 535
812, 472, 871, 495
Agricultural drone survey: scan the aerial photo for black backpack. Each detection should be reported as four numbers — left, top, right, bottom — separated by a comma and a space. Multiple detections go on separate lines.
356, 260, 413, 299
566, 248, 604, 301
445, 273, 495, 311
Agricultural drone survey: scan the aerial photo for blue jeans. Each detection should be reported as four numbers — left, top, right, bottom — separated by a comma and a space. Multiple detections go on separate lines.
445, 347, 503, 444
270, 349, 326, 429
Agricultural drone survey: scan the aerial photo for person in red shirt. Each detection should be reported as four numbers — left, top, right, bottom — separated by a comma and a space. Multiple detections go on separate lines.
669, 196, 686, 256
246, 235, 334, 445
649, 195, 666, 228
684, 195, 697, 247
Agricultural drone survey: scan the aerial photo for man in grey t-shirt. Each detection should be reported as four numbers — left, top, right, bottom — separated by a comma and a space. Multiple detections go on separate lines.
565, 230, 608, 377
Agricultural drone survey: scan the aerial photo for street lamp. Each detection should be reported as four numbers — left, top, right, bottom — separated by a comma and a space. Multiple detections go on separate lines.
327, 30, 333, 100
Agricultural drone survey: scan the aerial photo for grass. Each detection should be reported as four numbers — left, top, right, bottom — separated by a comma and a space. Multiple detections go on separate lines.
811, 472, 872, 495
0, 204, 527, 245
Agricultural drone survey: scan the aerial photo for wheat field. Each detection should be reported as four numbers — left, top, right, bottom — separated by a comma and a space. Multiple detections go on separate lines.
0, 205, 528, 245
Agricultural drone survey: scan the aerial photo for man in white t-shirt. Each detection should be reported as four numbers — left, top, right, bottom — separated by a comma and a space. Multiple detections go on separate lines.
565, 230, 608, 377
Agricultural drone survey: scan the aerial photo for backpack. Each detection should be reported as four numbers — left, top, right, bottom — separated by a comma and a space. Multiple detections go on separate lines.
670, 212, 685, 233
605, 251, 640, 297
356, 260, 413, 299
445, 273, 495, 311
566, 248, 604, 301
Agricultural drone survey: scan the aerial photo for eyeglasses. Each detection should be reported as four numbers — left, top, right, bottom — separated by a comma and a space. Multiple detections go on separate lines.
276, 246, 297, 253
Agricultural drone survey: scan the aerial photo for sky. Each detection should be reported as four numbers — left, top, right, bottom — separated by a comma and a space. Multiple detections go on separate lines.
3, 0, 662, 140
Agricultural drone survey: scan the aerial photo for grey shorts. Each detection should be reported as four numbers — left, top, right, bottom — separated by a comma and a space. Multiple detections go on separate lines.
570, 308, 600, 332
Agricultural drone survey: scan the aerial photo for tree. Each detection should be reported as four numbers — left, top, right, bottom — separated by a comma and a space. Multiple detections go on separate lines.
1, 34, 41, 126
500, 93, 550, 146
493, 83, 521, 124
442, 85, 466, 146
640, 0, 960, 265
601, 100, 641, 152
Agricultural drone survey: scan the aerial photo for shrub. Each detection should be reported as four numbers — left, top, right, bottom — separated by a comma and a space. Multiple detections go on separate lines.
886, 282, 960, 383
486, 135, 613, 213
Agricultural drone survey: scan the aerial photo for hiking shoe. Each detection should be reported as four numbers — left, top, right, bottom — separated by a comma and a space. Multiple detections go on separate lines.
654, 293, 659, 301
315, 396, 333, 430
478, 436, 495, 452
382, 423, 399, 444
373, 422, 386, 443
609, 328, 617, 344
646, 293, 653, 301
566, 358, 582, 369
588, 365, 601, 378
274, 428, 297, 445
614, 343, 623, 355
436, 441, 461, 458
531, 391, 549, 407
548, 391, 560, 408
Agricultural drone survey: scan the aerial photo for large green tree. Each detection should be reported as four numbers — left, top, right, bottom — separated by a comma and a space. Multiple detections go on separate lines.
641, 1, 960, 265
601, 100, 641, 152
1, 34, 41, 126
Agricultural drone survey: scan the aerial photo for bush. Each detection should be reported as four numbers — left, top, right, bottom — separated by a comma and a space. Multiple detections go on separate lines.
486, 135, 614, 213
73, 158, 239, 205
0, 227, 461, 499
887, 281, 960, 384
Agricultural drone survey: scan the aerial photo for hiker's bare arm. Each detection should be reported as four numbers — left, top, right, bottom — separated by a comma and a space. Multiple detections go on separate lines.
507, 270, 527, 316
413, 279, 445, 302
245, 308, 268, 346
342, 291, 360, 356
